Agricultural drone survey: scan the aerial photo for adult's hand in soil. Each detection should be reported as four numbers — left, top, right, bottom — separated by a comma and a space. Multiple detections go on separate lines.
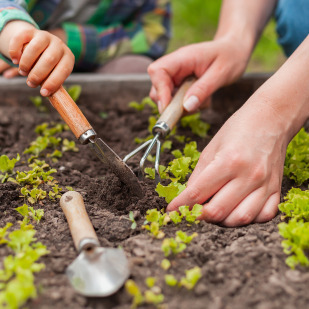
0, 21, 74, 97
147, 37, 250, 113
0, 59, 19, 78
167, 97, 289, 227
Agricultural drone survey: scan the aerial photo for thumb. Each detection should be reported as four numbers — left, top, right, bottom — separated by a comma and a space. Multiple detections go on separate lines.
183, 62, 225, 112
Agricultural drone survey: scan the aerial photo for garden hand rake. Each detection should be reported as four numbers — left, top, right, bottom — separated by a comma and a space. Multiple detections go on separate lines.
123, 77, 196, 184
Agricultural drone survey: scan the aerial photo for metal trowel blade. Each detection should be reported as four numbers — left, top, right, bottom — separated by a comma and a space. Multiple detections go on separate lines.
89, 138, 143, 198
66, 247, 130, 297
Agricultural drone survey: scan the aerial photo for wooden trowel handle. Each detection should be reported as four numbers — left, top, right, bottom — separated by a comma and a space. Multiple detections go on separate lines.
60, 191, 98, 250
48, 87, 92, 140
22, 43, 92, 140
157, 76, 196, 130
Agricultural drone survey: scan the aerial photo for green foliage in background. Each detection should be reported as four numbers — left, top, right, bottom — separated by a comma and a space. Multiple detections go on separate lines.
170, 0, 284, 72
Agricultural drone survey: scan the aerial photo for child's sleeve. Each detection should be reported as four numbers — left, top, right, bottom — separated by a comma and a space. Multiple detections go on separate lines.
62, 0, 171, 70
0, 0, 39, 65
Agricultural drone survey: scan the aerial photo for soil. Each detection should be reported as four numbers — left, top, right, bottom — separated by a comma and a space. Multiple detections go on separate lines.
0, 91, 309, 309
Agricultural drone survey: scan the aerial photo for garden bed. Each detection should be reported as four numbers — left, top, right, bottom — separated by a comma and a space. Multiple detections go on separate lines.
0, 74, 308, 309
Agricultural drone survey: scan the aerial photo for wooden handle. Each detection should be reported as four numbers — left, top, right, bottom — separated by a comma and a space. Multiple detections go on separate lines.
48, 86, 92, 139
60, 191, 98, 250
157, 77, 196, 130
21, 43, 92, 140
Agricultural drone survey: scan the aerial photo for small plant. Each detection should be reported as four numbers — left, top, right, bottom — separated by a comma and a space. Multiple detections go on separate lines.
128, 211, 137, 230
161, 237, 187, 257
0, 154, 20, 183
20, 187, 47, 204
67, 85, 82, 102
284, 128, 309, 185
29, 96, 48, 113
179, 267, 202, 290
165, 274, 178, 287
155, 182, 186, 203
179, 204, 203, 223
161, 259, 171, 270
62, 139, 79, 152
16, 204, 44, 223
129, 97, 158, 114
180, 113, 210, 138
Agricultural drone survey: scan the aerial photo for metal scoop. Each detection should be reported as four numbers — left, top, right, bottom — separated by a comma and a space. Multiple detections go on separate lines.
60, 191, 130, 297
48, 86, 143, 198
123, 77, 196, 183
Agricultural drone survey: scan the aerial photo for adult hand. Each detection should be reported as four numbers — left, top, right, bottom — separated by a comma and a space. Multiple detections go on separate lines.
147, 37, 251, 113
167, 95, 288, 227
0, 21, 74, 97
0, 59, 19, 78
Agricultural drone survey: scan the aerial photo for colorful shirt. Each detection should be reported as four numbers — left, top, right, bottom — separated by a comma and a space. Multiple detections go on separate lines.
0, 0, 171, 70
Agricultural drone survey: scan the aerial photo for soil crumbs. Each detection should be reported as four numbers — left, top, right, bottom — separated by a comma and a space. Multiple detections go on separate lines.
0, 96, 308, 309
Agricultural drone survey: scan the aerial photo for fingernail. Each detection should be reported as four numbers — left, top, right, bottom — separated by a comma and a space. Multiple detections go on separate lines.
12, 58, 18, 65
158, 100, 162, 113
27, 80, 37, 88
19, 69, 27, 76
183, 95, 200, 112
41, 88, 50, 96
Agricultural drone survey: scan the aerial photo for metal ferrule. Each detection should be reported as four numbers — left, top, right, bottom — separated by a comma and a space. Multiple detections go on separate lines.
79, 129, 97, 145
78, 238, 100, 253
152, 121, 170, 137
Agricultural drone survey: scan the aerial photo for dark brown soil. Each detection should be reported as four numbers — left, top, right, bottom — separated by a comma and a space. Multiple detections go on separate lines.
0, 91, 308, 309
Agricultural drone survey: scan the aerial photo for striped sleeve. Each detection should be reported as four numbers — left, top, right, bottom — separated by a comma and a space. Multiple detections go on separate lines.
62, 0, 171, 70
0, 0, 39, 65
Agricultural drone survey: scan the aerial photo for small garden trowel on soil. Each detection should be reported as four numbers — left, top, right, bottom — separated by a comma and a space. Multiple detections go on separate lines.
48, 86, 143, 198
60, 191, 130, 297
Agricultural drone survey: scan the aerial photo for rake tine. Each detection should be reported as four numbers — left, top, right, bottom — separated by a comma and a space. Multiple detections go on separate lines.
138, 134, 160, 180
154, 139, 161, 184
123, 139, 153, 163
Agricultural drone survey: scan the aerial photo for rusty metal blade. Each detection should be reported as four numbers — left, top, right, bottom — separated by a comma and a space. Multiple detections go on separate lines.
88, 138, 144, 198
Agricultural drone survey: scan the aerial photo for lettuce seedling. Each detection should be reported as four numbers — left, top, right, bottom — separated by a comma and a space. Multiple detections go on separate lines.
0, 154, 20, 174
169, 211, 182, 224
284, 128, 309, 185
278, 219, 309, 268
165, 274, 178, 287
20, 187, 47, 204
168, 157, 191, 181
129, 211, 137, 230
155, 182, 186, 203
125, 279, 144, 309
161, 259, 171, 270
179, 204, 203, 223
145, 165, 169, 180
62, 139, 79, 152
181, 113, 210, 138
145, 277, 156, 289
16, 204, 44, 223
175, 231, 198, 244
29, 96, 47, 113
129, 97, 158, 114
67, 85, 82, 102
0, 223, 12, 245
144, 290, 164, 306
161, 237, 186, 257
179, 266, 202, 290
279, 188, 309, 221
143, 222, 165, 239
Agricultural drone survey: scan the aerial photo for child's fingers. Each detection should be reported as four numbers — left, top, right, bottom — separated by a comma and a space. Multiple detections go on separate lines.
40, 53, 74, 96
0, 60, 10, 73
27, 43, 64, 87
18, 33, 50, 76
3, 67, 19, 78
9, 28, 35, 64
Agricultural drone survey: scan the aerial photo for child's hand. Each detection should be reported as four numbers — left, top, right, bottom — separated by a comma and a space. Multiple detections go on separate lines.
147, 37, 251, 113
0, 21, 74, 96
0, 59, 19, 78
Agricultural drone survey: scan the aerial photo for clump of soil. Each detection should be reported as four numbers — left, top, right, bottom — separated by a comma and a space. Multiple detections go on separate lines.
0, 94, 309, 309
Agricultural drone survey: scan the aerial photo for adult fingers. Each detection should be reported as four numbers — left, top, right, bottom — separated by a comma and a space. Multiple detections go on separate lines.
3, 67, 19, 78
220, 187, 269, 227
166, 160, 232, 212
18, 32, 50, 76
27, 42, 64, 88
183, 59, 229, 112
199, 179, 262, 223
253, 192, 280, 223
40, 53, 74, 96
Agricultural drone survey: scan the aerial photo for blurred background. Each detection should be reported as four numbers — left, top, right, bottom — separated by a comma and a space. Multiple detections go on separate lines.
169, 0, 286, 72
